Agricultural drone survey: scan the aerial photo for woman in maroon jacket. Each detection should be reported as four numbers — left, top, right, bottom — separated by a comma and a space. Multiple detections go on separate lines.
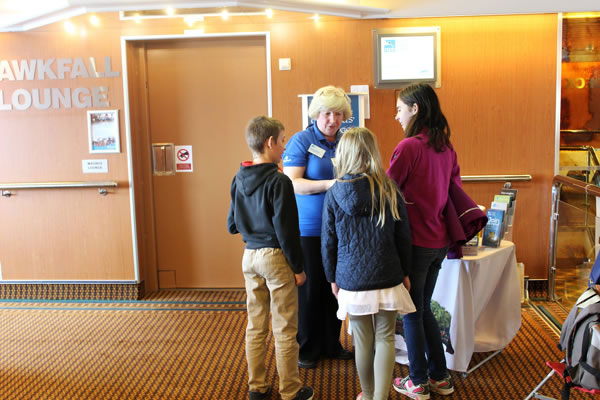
387, 83, 460, 400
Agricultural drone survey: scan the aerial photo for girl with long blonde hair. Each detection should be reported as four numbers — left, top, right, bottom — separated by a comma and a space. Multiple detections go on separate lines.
321, 127, 415, 400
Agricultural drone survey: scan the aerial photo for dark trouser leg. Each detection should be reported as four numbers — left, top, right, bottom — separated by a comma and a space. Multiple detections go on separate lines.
402, 245, 449, 385
297, 236, 343, 361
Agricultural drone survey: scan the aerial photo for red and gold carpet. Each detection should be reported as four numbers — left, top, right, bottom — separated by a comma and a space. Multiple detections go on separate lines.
0, 290, 586, 399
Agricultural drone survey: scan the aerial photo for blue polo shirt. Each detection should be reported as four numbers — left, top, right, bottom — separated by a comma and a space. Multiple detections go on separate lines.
282, 123, 340, 237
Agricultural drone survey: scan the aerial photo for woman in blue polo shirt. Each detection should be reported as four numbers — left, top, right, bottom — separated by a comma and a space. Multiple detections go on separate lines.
283, 85, 354, 369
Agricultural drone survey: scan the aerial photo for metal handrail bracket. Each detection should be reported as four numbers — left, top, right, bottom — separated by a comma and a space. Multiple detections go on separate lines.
0, 181, 118, 197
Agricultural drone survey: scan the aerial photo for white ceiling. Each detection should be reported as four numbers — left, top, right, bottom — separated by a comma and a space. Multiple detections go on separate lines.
0, 0, 599, 32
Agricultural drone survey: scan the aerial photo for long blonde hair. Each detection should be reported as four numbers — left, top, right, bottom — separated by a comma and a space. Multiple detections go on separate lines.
335, 127, 402, 227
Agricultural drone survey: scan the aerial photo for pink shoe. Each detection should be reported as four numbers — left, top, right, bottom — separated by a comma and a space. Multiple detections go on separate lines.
429, 376, 454, 395
393, 376, 430, 400
356, 392, 363, 400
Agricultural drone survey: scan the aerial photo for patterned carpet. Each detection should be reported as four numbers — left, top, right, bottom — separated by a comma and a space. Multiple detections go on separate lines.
0, 290, 588, 399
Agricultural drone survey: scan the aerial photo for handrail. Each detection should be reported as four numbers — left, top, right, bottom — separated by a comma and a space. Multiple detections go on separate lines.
561, 145, 599, 151
461, 174, 532, 182
559, 145, 600, 185
0, 181, 118, 197
548, 175, 600, 301
561, 129, 600, 134
552, 175, 600, 196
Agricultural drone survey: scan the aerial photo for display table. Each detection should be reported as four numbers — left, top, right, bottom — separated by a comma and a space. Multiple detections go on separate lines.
395, 241, 521, 373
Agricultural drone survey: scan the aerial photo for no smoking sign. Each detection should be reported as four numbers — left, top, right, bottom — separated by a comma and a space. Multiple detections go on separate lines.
177, 149, 190, 161
175, 145, 193, 172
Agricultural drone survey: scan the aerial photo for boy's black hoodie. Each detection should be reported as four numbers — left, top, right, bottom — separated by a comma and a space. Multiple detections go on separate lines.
227, 162, 303, 274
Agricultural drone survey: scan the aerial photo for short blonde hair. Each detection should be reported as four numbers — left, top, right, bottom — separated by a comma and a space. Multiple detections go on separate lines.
308, 85, 352, 120
335, 127, 402, 227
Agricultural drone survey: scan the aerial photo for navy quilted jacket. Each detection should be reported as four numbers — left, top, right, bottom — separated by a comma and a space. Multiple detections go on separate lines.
321, 175, 412, 291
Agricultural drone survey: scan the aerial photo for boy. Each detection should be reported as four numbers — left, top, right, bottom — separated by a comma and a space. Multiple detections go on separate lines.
227, 116, 314, 400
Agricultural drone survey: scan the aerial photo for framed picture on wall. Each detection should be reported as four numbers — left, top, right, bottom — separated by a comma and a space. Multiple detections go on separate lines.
373, 26, 441, 89
87, 110, 120, 153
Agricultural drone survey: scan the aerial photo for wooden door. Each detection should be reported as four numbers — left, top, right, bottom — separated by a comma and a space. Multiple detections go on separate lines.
144, 36, 269, 288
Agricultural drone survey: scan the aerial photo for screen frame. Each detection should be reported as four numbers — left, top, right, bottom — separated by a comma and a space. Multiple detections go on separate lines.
373, 26, 441, 89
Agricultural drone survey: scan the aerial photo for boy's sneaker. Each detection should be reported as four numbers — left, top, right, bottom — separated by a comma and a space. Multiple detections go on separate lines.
292, 386, 314, 400
429, 375, 454, 395
393, 376, 430, 400
249, 387, 271, 400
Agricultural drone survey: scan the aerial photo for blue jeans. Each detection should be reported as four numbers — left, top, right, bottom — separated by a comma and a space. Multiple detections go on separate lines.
403, 245, 449, 385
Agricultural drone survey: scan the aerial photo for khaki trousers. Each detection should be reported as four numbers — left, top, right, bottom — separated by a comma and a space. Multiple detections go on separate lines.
243, 248, 302, 400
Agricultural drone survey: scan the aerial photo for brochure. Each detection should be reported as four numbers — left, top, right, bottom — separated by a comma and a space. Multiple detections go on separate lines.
482, 208, 505, 247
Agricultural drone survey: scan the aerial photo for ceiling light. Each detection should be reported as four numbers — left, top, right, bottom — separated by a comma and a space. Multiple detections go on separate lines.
64, 21, 76, 34
121, 7, 274, 22
312, 14, 319, 22
183, 15, 204, 26
184, 27, 205, 35
89, 15, 100, 26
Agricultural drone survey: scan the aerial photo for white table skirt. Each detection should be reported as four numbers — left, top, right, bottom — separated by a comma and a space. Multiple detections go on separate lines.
395, 241, 521, 372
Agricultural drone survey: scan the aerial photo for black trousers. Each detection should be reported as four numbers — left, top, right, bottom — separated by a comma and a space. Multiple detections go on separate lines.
297, 236, 343, 361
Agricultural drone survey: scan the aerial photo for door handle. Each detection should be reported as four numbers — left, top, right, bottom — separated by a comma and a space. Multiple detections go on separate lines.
152, 143, 176, 176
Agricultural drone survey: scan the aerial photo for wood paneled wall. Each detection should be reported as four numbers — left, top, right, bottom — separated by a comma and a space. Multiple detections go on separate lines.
266, 14, 558, 279
0, 11, 558, 286
0, 29, 134, 281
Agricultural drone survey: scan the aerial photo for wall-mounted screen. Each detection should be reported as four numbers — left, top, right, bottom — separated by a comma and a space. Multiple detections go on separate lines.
373, 27, 441, 89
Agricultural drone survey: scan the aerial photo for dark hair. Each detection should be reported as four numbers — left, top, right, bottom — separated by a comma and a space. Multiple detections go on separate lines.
245, 116, 284, 155
398, 83, 450, 152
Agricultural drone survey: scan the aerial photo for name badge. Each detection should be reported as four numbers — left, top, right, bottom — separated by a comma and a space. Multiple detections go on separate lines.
308, 144, 326, 158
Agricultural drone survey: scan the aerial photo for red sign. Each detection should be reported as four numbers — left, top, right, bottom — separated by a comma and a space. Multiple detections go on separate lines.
177, 149, 190, 161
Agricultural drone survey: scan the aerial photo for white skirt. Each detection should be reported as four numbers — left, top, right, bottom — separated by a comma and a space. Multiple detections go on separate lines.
336, 282, 416, 320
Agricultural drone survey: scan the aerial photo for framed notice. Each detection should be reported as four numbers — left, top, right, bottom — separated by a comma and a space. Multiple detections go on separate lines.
87, 109, 120, 153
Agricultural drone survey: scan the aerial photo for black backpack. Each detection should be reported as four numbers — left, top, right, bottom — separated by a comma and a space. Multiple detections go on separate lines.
557, 289, 600, 399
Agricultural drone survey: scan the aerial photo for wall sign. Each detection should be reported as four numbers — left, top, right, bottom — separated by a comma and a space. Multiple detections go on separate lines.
87, 110, 120, 153
175, 145, 193, 172
82, 159, 108, 173
0, 56, 120, 111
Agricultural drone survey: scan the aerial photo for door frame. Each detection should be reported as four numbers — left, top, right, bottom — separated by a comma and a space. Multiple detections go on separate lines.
120, 32, 272, 292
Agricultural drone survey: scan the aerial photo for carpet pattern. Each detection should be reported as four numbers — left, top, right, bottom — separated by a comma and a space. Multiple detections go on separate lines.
0, 290, 588, 399
531, 300, 569, 333
0, 282, 144, 300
